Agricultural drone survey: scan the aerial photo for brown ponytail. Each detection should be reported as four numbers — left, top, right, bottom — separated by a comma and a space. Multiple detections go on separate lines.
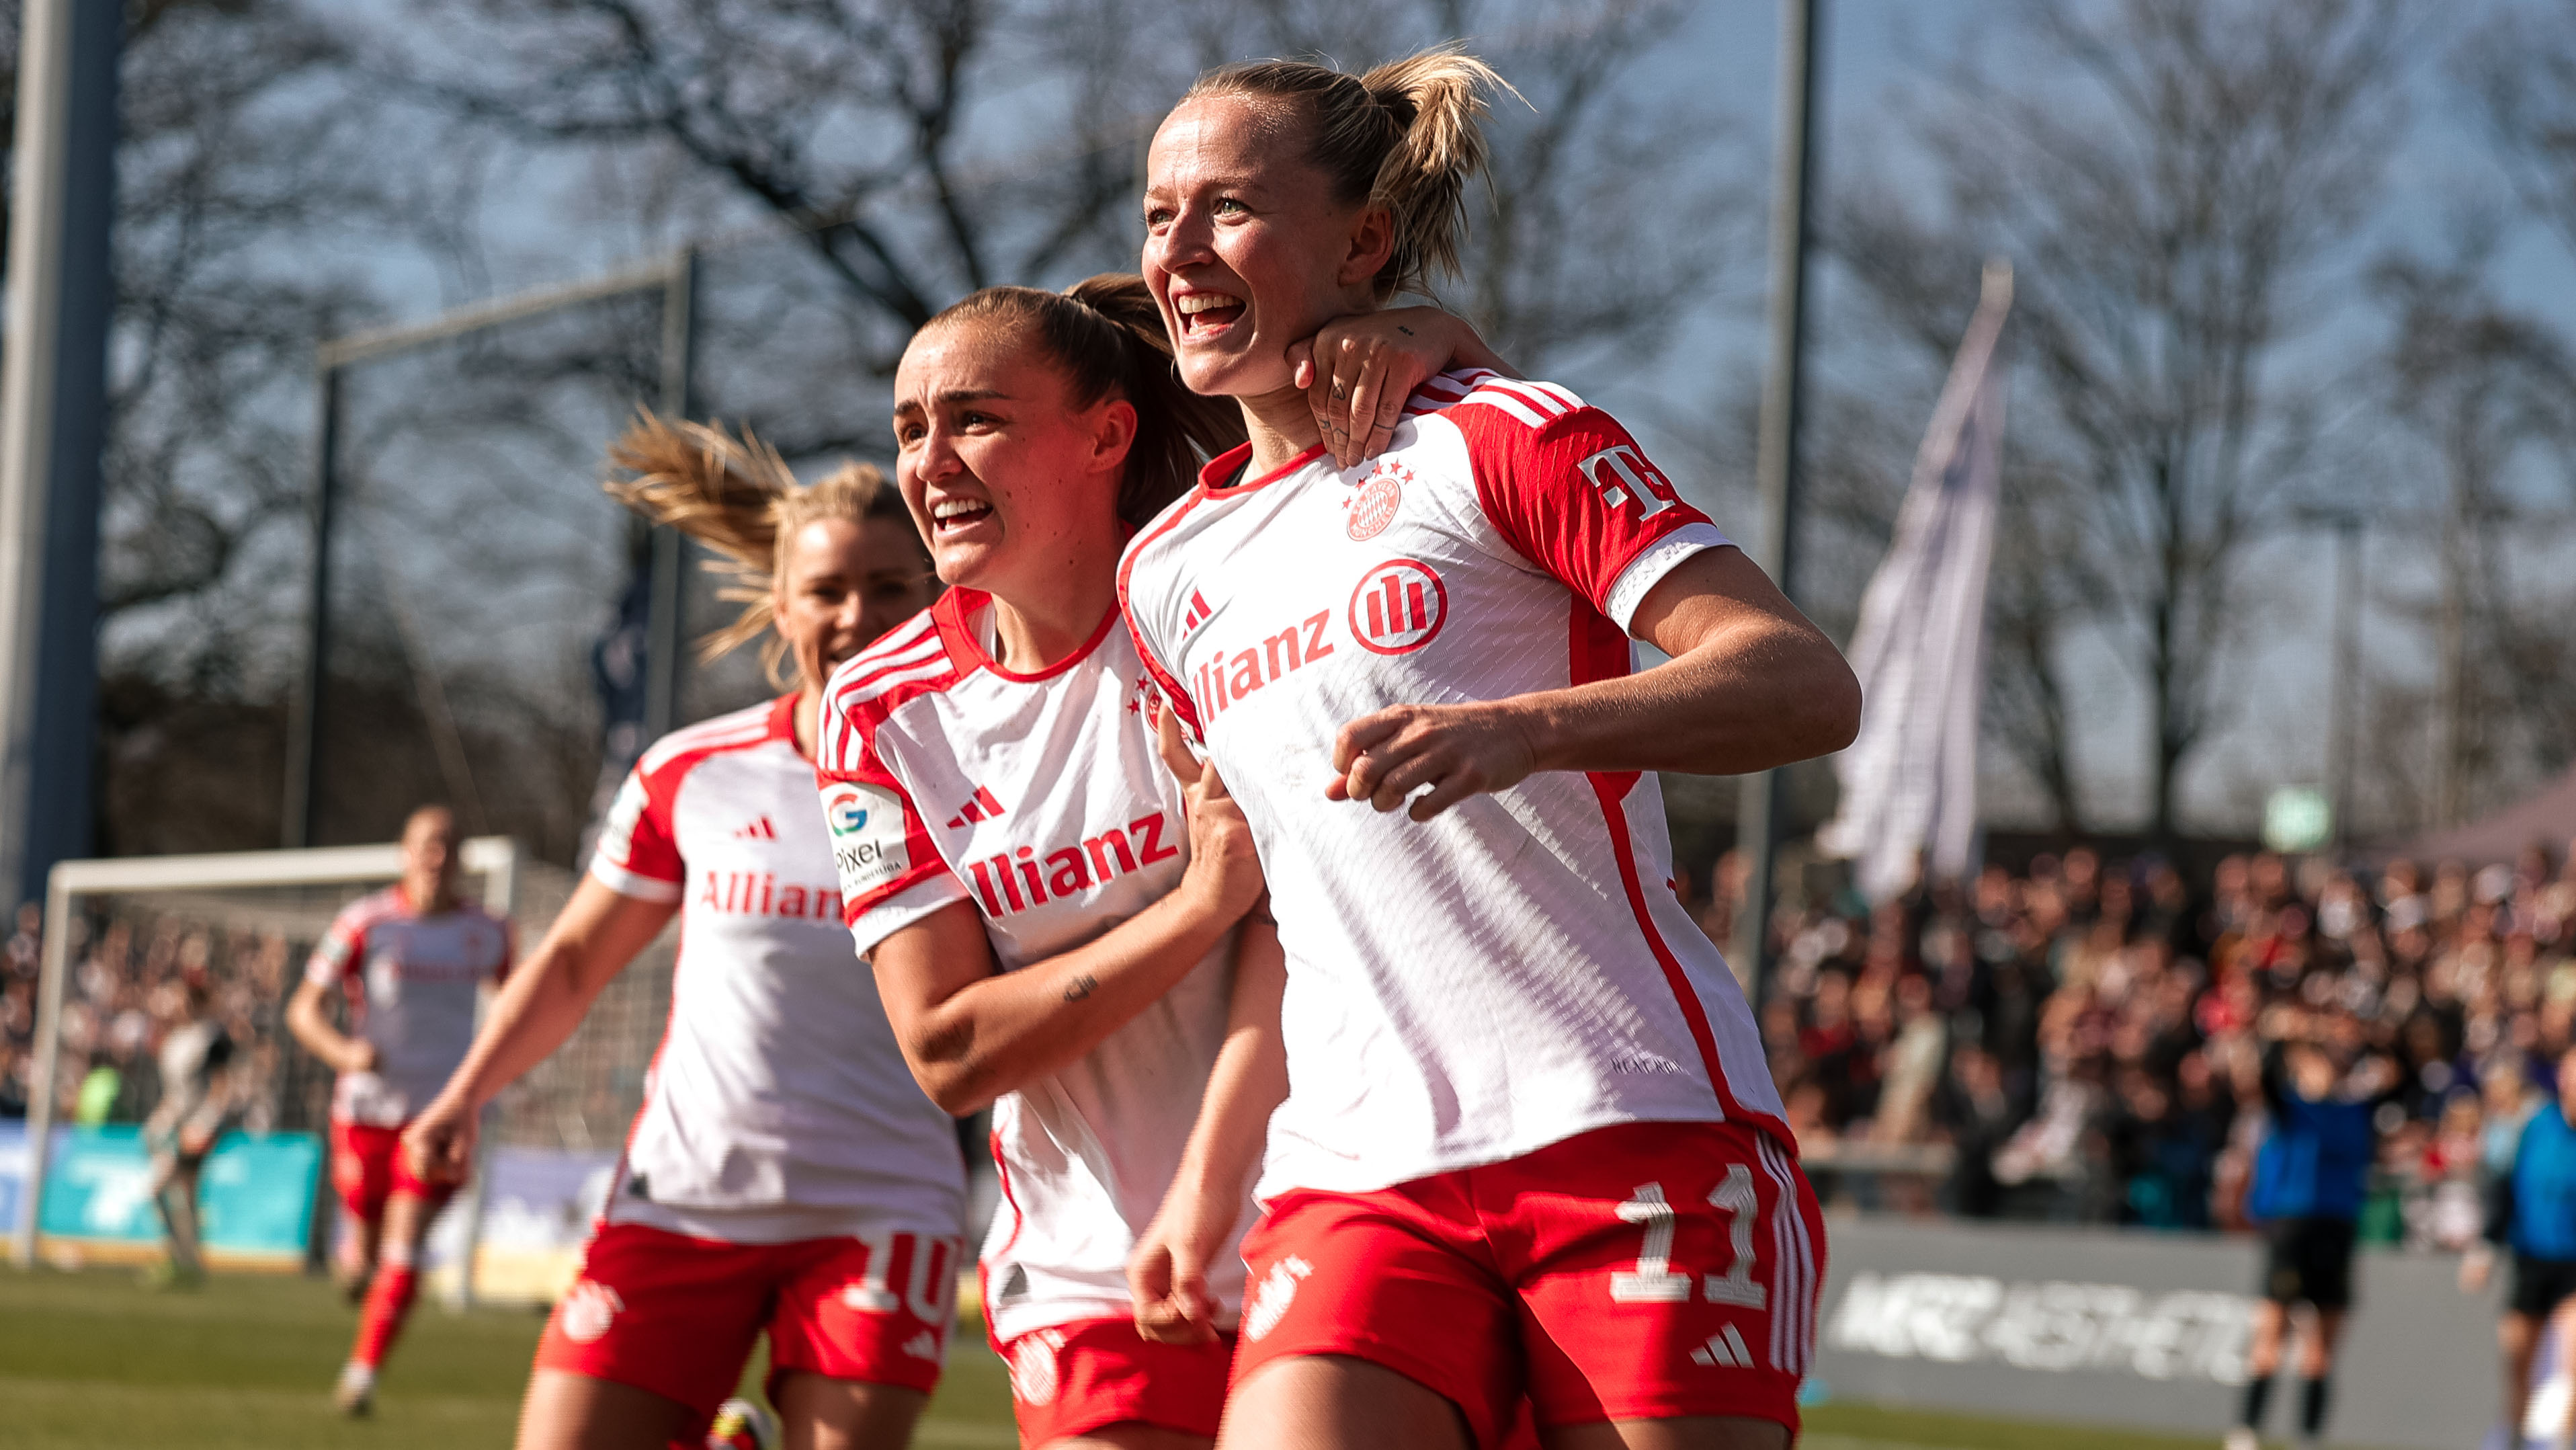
604, 412, 920, 689
1183, 48, 1513, 299
925, 274, 1247, 526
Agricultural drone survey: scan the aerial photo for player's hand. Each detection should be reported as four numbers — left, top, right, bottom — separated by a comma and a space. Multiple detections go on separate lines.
1292, 307, 1481, 469
339, 1039, 380, 1075
1175, 763, 1265, 923
1128, 1186, 1233, 1345
401, 1098, 477, 1186
2461, 1244, 2494, 1294
1328, 699, 1542, 821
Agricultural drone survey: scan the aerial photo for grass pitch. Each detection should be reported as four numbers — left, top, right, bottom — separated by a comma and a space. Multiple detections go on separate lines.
0, 1264, 2217, 1449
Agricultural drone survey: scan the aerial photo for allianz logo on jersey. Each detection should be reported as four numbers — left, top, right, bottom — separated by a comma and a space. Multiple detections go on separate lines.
697, 870, 843, 922
964, 812, 1180, 918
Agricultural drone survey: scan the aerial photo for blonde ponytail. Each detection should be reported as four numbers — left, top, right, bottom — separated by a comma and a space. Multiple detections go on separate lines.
1184, 48, 1515, 298
604, 411, 920, 689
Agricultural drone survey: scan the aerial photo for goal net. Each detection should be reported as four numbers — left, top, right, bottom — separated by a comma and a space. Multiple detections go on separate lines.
6, 837, 675, 1305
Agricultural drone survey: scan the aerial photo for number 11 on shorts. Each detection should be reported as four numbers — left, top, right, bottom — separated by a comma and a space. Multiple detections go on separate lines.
1609, 1168, 1766, 1309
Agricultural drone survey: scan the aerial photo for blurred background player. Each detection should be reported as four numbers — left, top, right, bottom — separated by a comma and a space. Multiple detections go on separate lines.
403, 418, 966, 1450
2227, 1010, 2397, 1450
1122, 52, 1860, 1450
285, 802, 511, 1414
821, 278, 1485, 1450
140, 967, 238, 1288
2463, 1041, 2576, 1450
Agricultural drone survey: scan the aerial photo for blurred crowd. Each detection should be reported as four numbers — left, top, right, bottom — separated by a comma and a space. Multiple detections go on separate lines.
15, 840, 2576, 1256
1726, 842, 2576, 1248
0, 904, 309, 1135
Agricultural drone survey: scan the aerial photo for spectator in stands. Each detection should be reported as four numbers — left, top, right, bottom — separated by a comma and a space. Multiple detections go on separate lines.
1741, 832, 2576, 1262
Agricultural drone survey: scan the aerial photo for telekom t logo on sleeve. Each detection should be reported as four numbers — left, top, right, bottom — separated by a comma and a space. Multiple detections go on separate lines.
1576, 444, 1681, 519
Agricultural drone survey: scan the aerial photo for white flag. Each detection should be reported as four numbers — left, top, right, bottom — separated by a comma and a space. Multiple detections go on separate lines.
1817, 261, 2013, 903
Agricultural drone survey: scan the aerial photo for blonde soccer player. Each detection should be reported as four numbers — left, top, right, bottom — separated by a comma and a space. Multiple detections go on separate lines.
815, 276, 1493, 1450
402, 427, 964, 1450
1119, 53, 1863, 1450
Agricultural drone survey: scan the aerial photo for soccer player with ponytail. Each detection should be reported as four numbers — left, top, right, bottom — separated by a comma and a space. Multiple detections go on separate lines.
815, 274, 1499, 1450
1122, 52, 1862, 1450
401, 426, 966, 1449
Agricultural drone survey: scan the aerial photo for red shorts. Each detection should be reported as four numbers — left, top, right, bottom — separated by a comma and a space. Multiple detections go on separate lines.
1233, 1119, 1823, 1448
330, 1119, 459, 1224
997, 1317, 1234, 1447
536, 1221, 960, 1430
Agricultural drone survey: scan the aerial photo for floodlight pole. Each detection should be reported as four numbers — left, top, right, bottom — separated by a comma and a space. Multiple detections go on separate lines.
282, 369, 341, 849
646, 248, 699, 739
1733, 0, 1823, 1004
0, 0, 119, 909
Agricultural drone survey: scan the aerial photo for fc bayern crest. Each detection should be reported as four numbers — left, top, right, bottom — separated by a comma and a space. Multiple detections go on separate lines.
1347, 557, 1448, 655
1345, 461, 1409, 541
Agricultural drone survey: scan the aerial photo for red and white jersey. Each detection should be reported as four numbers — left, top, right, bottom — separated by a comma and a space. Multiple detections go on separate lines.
306, 887, 512, 1127
588, 695, 966, 1245
1118, 369, 1786, 1202
815, 592, 1245, 1343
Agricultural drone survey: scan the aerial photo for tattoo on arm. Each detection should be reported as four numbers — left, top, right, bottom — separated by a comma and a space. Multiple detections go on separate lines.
1397, 325, 1415, 336
1063, 973, 1099, 1002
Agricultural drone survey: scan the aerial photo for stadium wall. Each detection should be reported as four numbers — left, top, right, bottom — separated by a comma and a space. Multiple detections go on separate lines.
1816, 1216, 2498, 1448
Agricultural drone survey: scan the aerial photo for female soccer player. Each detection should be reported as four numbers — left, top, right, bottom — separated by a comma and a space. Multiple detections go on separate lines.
1119, 53, 1863, 1450
288, 803, 512, 1412
401, 421, 965, 1450
815, 275, 1495, 1450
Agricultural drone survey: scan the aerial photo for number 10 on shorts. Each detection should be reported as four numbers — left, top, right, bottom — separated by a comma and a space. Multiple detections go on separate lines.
1610, 1167, 1767, 1308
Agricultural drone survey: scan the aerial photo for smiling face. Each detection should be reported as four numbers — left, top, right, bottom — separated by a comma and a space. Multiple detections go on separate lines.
891, 319, 1134, 603
772, 514, 932, 688
1142, 93, 1391, 400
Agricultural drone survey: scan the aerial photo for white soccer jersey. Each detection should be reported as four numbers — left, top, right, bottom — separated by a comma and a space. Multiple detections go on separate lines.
587, 695, 966, 1245
815, 592, 1246, 1343
1119, 368, 1788, 1203
306, 887, 513, 1127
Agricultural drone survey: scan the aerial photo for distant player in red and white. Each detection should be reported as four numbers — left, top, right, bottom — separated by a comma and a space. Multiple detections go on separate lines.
817, 276, 1489, 1450
1122, 55, 1864, 1450
402, 417, 964, 1450
286, 803, 511, 1414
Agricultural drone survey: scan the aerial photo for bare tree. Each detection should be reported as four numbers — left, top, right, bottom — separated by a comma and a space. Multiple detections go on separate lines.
1831, 0, 2419, 840
2458, 1, 2576, 255
2373, 243, 2576, 825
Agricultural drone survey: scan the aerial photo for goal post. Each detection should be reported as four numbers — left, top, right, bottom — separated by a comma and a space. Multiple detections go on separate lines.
9, 837, 522, 1275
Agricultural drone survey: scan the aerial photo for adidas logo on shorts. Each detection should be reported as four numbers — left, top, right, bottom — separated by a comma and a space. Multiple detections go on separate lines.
1007, 1329, 1066, 1405
1688, 1324, 1756, 1369
901, 1329, 941, 1360
1243, 1255, 1313, 1342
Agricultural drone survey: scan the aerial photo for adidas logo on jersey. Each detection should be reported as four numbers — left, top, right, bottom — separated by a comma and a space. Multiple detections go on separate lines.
901, 1329, 941, 1360
964, 812, 1179, 918
733, 815, 779, 840
1688, 1324, 1756, 1369
1179, 588, 1215, 638
946, 785, 1007, 830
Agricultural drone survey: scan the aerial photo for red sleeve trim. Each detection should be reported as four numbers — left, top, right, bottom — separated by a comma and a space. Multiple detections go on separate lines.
1447, 394, 1718, 616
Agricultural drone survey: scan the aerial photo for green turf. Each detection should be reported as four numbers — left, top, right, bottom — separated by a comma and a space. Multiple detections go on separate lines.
0, 1262, 2233, 1449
